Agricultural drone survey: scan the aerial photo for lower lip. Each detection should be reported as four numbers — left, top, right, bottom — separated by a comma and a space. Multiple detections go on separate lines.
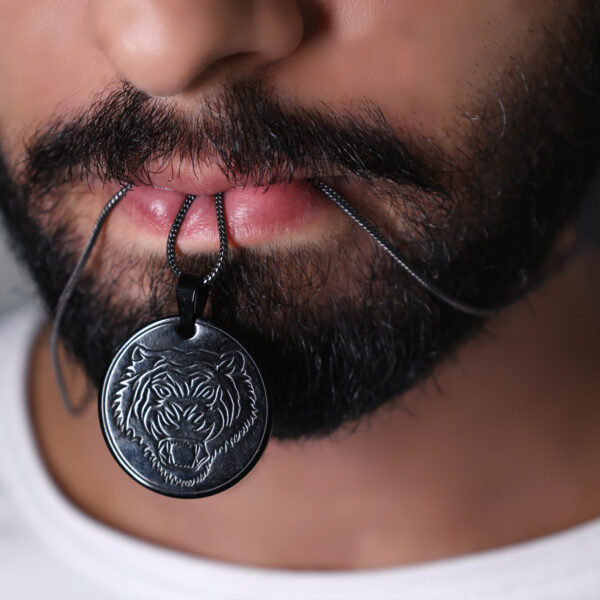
114, 180, 333, 249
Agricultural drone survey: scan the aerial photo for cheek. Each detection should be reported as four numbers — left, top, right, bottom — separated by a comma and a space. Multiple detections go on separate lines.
0, 0, 115, 160
273, 0, 558, 138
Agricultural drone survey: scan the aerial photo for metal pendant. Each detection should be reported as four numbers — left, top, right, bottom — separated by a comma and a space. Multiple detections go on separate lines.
100, 317, 270, 498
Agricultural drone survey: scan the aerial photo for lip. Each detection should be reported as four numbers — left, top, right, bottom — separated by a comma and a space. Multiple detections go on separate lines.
106, 173, 338, 250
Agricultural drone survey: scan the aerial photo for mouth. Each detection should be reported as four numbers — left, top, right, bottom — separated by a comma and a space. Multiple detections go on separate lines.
158, 437, 209, 470
105, 166, 349, 251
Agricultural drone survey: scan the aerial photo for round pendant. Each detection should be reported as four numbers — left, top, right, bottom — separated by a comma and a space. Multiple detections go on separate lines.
100, 317, 270, 498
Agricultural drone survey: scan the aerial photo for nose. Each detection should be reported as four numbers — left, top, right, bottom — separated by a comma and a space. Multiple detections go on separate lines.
87, 0, 304, 97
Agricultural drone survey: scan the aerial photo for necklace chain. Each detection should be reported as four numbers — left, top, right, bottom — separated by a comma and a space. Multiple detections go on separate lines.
50, 179, 502, 415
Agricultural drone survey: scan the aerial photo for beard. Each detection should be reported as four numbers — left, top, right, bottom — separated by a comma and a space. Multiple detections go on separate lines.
1, 7, 599, 440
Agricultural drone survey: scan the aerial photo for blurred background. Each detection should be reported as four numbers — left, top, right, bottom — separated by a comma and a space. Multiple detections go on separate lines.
0, 224, 36, 314
0, 174, 598, 316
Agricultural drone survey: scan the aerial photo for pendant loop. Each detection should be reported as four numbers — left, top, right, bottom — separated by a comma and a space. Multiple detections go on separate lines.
176, 273, 209, 338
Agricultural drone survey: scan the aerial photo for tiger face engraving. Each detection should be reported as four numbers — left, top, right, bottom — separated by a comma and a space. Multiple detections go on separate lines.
111, 345, 258, 488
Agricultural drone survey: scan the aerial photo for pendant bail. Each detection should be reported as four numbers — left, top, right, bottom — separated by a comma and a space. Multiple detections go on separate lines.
176, 273, 209, 338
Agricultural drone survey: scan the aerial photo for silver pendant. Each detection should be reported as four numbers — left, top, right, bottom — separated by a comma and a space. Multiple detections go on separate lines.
100, 317, 270, 498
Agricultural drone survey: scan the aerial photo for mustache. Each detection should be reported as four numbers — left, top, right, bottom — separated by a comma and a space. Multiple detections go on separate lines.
21, 80, 442, 198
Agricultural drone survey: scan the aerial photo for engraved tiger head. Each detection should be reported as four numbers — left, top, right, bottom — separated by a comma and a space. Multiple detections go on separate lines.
112, 345, 258, 487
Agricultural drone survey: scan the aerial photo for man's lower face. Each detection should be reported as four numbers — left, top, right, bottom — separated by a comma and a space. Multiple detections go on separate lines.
0, 8, 598, 440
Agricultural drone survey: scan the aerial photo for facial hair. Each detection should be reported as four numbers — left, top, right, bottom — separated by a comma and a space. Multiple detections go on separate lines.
0, 6, 599, 439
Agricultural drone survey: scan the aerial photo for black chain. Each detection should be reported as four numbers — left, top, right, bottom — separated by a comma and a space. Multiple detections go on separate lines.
166, 192, 228, 285
52, 178, 504, 416
311, 179, 499, 318
50, 183, 133, 415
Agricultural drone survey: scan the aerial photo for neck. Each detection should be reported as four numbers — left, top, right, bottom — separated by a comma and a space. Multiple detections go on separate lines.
28, 249, 600, 570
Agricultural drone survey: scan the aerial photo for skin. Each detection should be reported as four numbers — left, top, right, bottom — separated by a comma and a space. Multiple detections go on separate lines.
2, 0, 600, 569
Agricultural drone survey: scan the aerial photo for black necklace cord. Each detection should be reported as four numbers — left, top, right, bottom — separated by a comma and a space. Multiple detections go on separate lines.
167, 192, 229, 338
52, 177, 498, 415
310, 178, 500, 318
50, 183, 133, 415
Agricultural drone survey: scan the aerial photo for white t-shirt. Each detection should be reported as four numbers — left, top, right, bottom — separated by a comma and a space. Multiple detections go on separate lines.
2, 305, 600, 600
